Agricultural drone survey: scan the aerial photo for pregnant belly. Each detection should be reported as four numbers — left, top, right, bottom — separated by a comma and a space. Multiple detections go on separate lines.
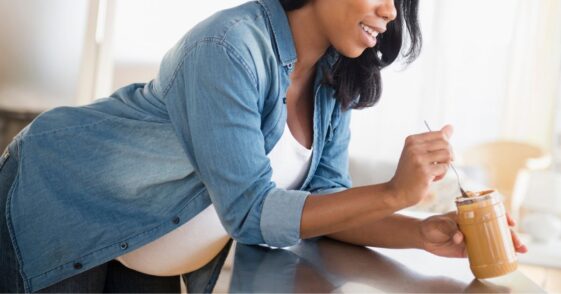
116, 205, 230, 276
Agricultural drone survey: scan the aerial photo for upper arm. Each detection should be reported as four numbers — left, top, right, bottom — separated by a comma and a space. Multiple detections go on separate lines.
163, 40, 309, 247
306, 106, 352, 195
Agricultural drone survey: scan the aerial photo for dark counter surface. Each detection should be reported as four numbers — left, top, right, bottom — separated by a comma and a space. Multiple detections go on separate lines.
225, 238, 543, 293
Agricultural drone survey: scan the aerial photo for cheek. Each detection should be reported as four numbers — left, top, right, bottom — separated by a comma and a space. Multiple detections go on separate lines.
330, 23, 366, 58
315, 1, 366, 58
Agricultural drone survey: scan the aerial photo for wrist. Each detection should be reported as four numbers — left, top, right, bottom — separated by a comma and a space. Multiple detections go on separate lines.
381, 181, 408, 210
414, 218, 426, 250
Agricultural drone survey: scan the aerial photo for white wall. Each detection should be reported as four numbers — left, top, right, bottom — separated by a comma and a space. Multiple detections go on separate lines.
349, 0, 561, 163
0, 0, 89, 105
112, 0, 248, 64
109, 0, 248, 92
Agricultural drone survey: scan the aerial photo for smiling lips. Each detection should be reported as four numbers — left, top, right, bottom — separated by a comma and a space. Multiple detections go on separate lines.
360, 22, 379, 41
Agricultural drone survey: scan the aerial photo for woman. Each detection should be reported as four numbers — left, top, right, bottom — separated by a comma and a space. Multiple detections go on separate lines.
0, 0, 527, 292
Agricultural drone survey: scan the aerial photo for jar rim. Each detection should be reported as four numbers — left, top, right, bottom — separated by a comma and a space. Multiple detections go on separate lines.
455, 189, 496, 205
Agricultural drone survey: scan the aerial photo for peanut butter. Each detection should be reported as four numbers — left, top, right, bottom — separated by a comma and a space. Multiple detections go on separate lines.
455, 190, 517, 279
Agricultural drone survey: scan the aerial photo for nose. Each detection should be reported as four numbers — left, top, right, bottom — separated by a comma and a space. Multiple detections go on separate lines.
376, 0, 397, 22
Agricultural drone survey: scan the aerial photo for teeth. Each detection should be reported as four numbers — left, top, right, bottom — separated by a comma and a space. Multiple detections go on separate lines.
360, 23, 378, 40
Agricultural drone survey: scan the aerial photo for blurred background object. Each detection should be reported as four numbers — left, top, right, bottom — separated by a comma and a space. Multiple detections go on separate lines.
0, 0, 114, 149
0, 0, 88, 106
459, 140, 550, 213
0, 0, 83, 149
511, 169, 561, 276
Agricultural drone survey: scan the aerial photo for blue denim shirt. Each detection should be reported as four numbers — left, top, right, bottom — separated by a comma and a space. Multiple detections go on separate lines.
5, 0, 351, 291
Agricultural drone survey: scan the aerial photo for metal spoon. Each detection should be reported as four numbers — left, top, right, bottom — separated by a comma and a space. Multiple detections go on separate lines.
423, 121, 470, 198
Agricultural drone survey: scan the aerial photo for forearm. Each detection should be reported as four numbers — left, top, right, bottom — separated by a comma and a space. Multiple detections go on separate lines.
300, 183, 406, 239
326, 213, 424, 249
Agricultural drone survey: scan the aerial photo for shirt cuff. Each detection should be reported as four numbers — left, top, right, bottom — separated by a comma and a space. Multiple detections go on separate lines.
260, 188, 310, 248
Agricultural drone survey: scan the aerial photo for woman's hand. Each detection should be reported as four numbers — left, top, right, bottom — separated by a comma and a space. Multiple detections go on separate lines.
419, 211, 528, 258
387, 125, 454, 208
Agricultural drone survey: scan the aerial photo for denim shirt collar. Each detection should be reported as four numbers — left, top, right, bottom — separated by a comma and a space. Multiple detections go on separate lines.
258, 0, 297, 68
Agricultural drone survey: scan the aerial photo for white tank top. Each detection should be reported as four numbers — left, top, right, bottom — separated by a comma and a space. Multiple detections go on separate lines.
116, 123, 313, 275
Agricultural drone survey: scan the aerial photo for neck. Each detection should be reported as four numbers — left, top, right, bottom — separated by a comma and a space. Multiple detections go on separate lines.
286, 4, 330, 80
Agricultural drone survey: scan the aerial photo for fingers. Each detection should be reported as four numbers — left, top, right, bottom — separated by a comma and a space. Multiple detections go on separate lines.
418, 139, 452, 153
453, 243, 468, 258
406, 130, 455, 165
402, 148, 452, 182
439, 215, 463, 245
430, 163, 449, 181
426, 211, 523, 259
406, 126, 453, 145
453, 231, 463, 244
426, 149, 454, 164
441, 124, 454, 139
436, 212, 464, 245
393, 124, 454, 206
431, 217, 461, 242
510, 229, 528, 253
461, 246, 468, 258
433, 174, 446, 182
505, 213, 526, 253
506, 212, 517, 227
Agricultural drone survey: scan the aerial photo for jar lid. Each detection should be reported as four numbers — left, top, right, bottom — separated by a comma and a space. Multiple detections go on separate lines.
455, 189, 496, 205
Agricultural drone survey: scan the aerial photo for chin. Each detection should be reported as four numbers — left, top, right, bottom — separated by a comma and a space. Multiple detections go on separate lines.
338, 47, 367, 59
331, 40, 368, 58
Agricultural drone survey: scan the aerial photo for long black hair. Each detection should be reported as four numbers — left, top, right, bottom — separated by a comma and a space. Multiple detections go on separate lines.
279, 0, 422, 110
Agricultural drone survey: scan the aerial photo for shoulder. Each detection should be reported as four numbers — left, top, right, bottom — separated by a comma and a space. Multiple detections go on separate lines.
155, 2, 277, 96
195, 1, 269, 45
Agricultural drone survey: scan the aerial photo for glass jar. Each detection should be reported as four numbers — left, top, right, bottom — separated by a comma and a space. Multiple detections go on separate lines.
455, 190, 517, 279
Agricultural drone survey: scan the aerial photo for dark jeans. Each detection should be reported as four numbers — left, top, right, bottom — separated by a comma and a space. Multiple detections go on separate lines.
0, 142, 232, 293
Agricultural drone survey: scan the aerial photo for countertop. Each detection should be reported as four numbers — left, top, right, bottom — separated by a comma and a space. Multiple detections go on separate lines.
224, 238, 544, 293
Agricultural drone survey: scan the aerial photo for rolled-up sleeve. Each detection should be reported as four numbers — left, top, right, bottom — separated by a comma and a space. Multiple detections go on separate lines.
260, 188, 308, 247
164, 40, 309, 247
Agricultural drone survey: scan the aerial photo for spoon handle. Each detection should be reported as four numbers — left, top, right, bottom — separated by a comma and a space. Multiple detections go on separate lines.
423, 121, 469, 198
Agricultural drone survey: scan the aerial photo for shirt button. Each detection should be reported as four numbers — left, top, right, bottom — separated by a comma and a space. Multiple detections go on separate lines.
172, 216, 180, 224
120, 242, 128, 250
73, 263, 83, 270
282, 97, 287, 104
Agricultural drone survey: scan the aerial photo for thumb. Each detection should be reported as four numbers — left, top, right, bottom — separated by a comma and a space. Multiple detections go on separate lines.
452, 231, 463, 244
441, 124, 454, 140
424, 217, 459, 243
435, 218, 461, 241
